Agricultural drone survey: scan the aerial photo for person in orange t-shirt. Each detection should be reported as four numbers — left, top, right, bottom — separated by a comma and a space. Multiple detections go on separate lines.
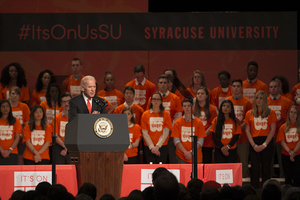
23, 105, 52, 165
244, 91, 277, 189
125, 64, 156, 110
40, 83, 63, 124
276, 105, 300, 186
62, 58, 84, 97
114, 86, 144, 125
292, 82, 300, 110
97, 71, 124, 109
268, 79, 293, 178
141, 92, 172, 164
9, 86, 31, 164
0, 100, 22, 165
242, 61, 268, 102
32, 70, 56, 107
227, 79, 253, 178
194, 86, 218, 163
271, 76, 293, 101
122, 107, 142, 164
0, 63, 30, 105
210, 71, 233, 110
171, 99, 206, 163
187, 70, 211, 101
51, 93, 72, 164
210, 100, 241, 163
164, 68, 185, 102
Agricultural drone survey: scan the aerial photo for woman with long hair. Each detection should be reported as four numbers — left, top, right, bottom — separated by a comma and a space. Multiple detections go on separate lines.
22, 105, 52, 165
40, 83, 63, 124
194, 86, 218, 163
210, 99, 241, 163
97, 71, 124, 109
245, 91, 277, 188
187, 70, 210, 98
164, 68, 185, 102
0, 100, 22, 165
122, 107, 142, 164
277, 105, 300, 186
141, 92, 172, 164
0, 62, 30, 104
32, 69, 56, 107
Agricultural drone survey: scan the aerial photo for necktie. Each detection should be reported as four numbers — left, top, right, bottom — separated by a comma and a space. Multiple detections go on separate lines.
87, 99, 92, 114
273, 97, 277, 100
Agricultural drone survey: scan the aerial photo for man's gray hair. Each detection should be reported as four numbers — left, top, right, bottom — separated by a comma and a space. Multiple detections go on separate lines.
81, 75, 96, 87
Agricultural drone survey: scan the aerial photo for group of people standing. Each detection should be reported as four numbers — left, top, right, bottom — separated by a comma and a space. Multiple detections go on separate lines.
0, 59, 300, 188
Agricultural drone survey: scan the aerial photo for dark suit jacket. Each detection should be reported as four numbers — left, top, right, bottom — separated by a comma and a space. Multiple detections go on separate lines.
68, 94, 108, 122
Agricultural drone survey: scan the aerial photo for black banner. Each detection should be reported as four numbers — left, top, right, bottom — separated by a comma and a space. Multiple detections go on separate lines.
0, 12, 296, 51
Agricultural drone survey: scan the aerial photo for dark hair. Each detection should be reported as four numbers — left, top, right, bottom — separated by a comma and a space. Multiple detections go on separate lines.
9, 190, 25, 200
35, 70, 56, 92
124, 86, 135, 94
46, 83, 62, 108
261, 183, 281, 200
214, 100, 237, 140
134, 64, 145, 74
70, 58, 82, 65
36, 181, 51, 197
77, 182, 97, 200
152, 167, 170, 182
271, 75, 290, 94
153, 172, 179, 200
0, 62, 27, 88
104, 71, 114, 82
99, 193, 115, 200
232, 79, 243, 86
218, 71, 231, 79
149, 92, 165, 116
164, 68, 178, 78
28, 105, 47, 131
0, 100, 16, 126
182, 98, 191, 106
158, 74, 169, 82
247, 61, 258, 69
194, 87, 211, 120
187, 178, 203, 191
61, 92, 72, 100
122, 107, 136, 124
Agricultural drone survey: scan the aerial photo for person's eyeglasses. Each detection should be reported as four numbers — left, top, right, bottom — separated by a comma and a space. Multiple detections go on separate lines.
61, 100, 70, 104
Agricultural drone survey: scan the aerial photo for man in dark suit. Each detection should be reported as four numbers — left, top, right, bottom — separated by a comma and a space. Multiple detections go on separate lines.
68, 75, 108, 122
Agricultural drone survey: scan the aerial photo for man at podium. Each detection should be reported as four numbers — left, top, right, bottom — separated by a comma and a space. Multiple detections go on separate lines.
68, 75, 108, 122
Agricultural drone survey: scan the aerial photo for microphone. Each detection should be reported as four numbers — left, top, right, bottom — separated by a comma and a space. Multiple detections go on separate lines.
93, 97, 108, 108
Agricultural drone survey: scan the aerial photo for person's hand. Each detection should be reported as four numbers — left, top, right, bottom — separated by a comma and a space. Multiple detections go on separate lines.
254, 145, 263, 153
184, 151, 192, 161
221, 146, 229, 155
124, 153, 128, 162
151, 146, 160, 156
92, 111, 100, 114
60, 149, 67, 156
1, 150, 10, 158
34, 154, 42, 163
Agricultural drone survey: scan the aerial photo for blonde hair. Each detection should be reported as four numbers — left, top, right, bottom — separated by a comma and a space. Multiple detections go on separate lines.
285, 105, 300, 134
251, 91, 270, 118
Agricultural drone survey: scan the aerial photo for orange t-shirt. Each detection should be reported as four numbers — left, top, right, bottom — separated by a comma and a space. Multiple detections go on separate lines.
282, 93, 293, 102
276, 123, 300, 156
146, 92, 183, 122
171, 116, 206, 163
242, 79, 268, 102
227, 96, 253, 143
0, 84, 30, 102
196, 105, 218, 148
0, 118, 22, 154
40, 100, 63, 124
210, 86, 233, 110
22, 124, 52, 161
210, 118, 241, 149
62, 75, 84, 97
125, 78, 156, 110
11, 102, 30, 125
125, 124, 142, 158
244, 109, 277, 138
268, 95, 293, 137
113, 103, 144, 125
31, 90, 46, 107
174, 90, 185, 102
97, 89, 124, 109
141, 110, 173, 146
51, 112, 68, 142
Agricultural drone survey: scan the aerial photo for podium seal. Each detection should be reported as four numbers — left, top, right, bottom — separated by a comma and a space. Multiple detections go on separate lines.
94, 117, 114, 138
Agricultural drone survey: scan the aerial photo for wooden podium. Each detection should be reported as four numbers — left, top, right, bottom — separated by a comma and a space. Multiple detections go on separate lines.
65, 114, 129, 200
